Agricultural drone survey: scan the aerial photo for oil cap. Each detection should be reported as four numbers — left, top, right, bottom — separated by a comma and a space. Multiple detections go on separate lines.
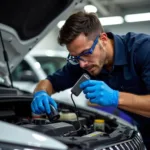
47, 104, 60, 122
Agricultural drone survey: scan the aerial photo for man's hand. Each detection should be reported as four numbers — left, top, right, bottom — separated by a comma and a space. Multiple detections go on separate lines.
80, 80, 119, 107
31, 90, 57, 114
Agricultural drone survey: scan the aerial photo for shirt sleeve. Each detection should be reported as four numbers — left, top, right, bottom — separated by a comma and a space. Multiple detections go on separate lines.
46, 63, 84, 92
135, 39, 150, 93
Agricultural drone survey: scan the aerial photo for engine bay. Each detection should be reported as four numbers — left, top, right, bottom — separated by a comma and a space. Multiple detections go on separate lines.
0, 93, 136, 149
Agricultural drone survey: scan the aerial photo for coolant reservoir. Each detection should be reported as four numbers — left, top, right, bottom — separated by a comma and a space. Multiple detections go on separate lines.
59, 109, 77, 121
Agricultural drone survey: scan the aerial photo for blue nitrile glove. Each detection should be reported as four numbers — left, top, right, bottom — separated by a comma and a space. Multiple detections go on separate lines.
80, 80, 119, 107
31, 90, 57, 114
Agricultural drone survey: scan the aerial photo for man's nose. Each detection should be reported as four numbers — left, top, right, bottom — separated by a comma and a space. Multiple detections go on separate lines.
79, 60, 88, 68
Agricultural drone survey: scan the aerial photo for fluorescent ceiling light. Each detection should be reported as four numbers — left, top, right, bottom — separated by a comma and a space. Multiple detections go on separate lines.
57, 20, 65, 29
57, 16, 124, 29
125, 12, 150, 22
99, 16, 124, 26
84, 5, 97, 13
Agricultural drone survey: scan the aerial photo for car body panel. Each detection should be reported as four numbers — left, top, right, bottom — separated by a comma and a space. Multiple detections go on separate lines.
0, 121, 67, 149
0, 0, 79, 82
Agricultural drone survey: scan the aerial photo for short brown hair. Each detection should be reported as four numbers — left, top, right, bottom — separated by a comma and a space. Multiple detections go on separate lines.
58, 11, 104, 46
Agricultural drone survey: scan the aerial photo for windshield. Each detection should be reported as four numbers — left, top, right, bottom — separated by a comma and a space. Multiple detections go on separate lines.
34, 56, 66, 75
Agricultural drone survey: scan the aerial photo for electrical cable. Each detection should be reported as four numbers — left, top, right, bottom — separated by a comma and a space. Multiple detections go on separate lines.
63, 93, 82, 136
71, 93, 82, 131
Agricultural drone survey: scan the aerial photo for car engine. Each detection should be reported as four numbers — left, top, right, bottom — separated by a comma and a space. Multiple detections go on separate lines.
0, 88, 145, 150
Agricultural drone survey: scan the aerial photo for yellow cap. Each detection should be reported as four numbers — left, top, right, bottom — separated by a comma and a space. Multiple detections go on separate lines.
94, 119, 104, 123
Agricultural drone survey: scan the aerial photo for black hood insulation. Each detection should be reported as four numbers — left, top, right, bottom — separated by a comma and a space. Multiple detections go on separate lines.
0, 0, 72, 40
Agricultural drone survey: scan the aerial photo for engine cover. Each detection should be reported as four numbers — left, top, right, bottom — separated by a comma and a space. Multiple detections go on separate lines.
22, 122, 75, 136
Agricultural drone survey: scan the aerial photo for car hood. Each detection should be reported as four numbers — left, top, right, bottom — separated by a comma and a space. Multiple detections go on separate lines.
0, 0, 81, 85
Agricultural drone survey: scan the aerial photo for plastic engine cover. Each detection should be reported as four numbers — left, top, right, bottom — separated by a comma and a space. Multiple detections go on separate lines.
22, 122, 75, 136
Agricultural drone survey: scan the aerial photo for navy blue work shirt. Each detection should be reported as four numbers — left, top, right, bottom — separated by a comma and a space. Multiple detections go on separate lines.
47, 32, 150, 135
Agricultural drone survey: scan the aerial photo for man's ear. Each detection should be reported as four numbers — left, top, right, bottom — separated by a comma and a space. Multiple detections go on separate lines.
100, 33, 108, 46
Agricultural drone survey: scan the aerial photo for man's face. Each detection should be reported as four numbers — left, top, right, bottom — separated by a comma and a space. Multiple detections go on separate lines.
67, 33, 108, 76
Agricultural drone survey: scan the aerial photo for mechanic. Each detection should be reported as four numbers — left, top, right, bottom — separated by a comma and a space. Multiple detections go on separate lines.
31, 11, 150, 148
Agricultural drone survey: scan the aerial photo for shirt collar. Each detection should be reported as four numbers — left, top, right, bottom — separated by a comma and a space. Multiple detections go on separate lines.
107, 32, 128, 66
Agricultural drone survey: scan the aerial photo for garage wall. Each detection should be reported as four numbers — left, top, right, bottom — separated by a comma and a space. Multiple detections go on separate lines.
104, 22, 150, 35
33, 21, 150, 51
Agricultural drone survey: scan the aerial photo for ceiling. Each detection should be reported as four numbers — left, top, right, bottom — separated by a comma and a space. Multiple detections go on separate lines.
76, 0, 150, 17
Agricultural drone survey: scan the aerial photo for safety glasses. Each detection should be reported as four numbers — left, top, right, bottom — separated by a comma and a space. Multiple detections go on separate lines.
67, 35, 99, 65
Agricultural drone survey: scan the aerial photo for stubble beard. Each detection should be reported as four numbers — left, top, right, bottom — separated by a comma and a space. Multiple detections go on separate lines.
87, 63, 103, 76
87, 44, 107, 76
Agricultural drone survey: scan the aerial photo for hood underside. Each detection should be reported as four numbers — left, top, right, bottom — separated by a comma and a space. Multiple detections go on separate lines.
0, 0, 80, 84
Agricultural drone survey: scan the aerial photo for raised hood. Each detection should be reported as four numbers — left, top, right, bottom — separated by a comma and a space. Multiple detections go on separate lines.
0, 0, 81, 85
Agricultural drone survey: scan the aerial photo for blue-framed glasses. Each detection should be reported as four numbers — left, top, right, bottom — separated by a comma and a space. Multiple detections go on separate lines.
67, 35, 100, 65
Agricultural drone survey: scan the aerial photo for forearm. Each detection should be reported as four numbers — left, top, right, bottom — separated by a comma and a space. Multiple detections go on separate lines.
118, 92, 150, 117
34, 79, 55, 95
